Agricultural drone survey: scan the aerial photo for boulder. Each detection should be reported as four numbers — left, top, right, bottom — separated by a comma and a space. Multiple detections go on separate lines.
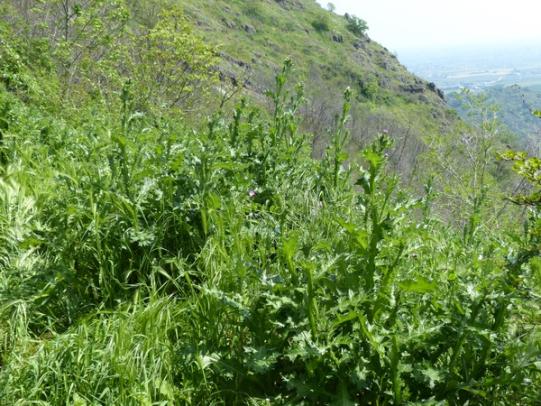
428, 82, 445, 100
244, 24, 257, 34
401, 83, 425, 94
332, 32, 343, 43
222, 18, 235, 29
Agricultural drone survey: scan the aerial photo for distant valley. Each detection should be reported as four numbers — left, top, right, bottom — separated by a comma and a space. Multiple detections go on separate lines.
400, 44, 541, 144
401, 44, 541, 92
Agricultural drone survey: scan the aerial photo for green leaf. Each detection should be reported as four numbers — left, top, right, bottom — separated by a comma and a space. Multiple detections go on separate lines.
157, 379, 175, 398
282, 234, 299, 259
363, 149, 382, 169
196, 353, 220, 370
73, 394, 87, 406
337, 219, 368, 250
355, 172, 370, 194
399, 277, 436, 293
334, 381, 355, 406
421, 367, 442, 389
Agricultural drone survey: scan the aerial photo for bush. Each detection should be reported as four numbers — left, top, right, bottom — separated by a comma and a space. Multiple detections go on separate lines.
359, 75, 379, 100
242, 3, 265, 21
345, 13, 368, 37
311, 14, 331, 32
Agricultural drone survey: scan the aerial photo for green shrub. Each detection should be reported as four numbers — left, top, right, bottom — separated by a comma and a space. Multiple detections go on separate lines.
345, 13, 368, 37
311, 14, 331, 32
359, 75, 379, 100
242, 2, 265, 21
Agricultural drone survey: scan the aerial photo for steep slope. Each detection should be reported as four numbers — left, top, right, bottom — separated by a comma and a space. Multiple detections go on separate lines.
1, 2, 540, 404
182, 0, 458, 178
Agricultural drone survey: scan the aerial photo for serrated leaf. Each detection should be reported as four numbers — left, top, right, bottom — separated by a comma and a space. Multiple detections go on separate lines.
363, 149, 382, 169
421, 367, 442, 389
196, 353, 220, 370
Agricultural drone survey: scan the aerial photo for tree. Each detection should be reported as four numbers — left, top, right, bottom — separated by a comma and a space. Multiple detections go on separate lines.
345, 14, 368, 37
1, 0, 131, 97
425, 90, 503, 236
0, 2, 218, 112
132, 6, 218, 112
326, 3, 336, 12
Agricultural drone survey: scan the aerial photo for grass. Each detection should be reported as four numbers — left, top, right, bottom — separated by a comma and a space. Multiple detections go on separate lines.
0, 2, 540, 404
181, 0, 457, 161
0, 62, 540, 403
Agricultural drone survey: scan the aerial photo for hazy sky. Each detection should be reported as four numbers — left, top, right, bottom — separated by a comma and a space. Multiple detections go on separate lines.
316, 0, 541, 53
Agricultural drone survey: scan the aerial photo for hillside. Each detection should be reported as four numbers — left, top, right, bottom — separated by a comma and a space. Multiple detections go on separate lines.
0, 1, 540, 405
182, 0, 457, 176
448, 84, 541, 147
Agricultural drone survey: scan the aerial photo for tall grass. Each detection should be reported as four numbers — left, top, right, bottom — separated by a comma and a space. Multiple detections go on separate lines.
0, 63, 539, 404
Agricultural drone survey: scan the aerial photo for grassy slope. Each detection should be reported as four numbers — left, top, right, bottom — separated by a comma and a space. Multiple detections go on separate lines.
182, 0, 458, 161
0, 73, 539, 403
0, 2, 539, 405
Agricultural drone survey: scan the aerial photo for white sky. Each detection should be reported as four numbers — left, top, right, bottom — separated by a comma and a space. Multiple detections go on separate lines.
316, 0, 541, 53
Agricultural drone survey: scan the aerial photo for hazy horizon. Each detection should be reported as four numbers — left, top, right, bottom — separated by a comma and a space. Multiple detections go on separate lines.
316, 0, 541, 53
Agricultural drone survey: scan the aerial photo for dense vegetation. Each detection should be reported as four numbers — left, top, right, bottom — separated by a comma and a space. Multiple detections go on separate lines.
0, 1, 540, 405
449, 85, 541, 149
181, 0, 458, 179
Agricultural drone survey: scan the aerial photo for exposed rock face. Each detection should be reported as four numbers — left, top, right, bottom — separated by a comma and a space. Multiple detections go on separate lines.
428, 82, 445, 100
401, 84, 425, 94
332, 32, 343, 43
222, 18, 235, 29
243, 24, 256, 34
219, 52, 251, 69
273, 0, 304, 9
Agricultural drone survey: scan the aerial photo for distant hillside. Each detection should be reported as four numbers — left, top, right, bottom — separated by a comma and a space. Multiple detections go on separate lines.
182, 0, 459, 178
448, 84, 541, 147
